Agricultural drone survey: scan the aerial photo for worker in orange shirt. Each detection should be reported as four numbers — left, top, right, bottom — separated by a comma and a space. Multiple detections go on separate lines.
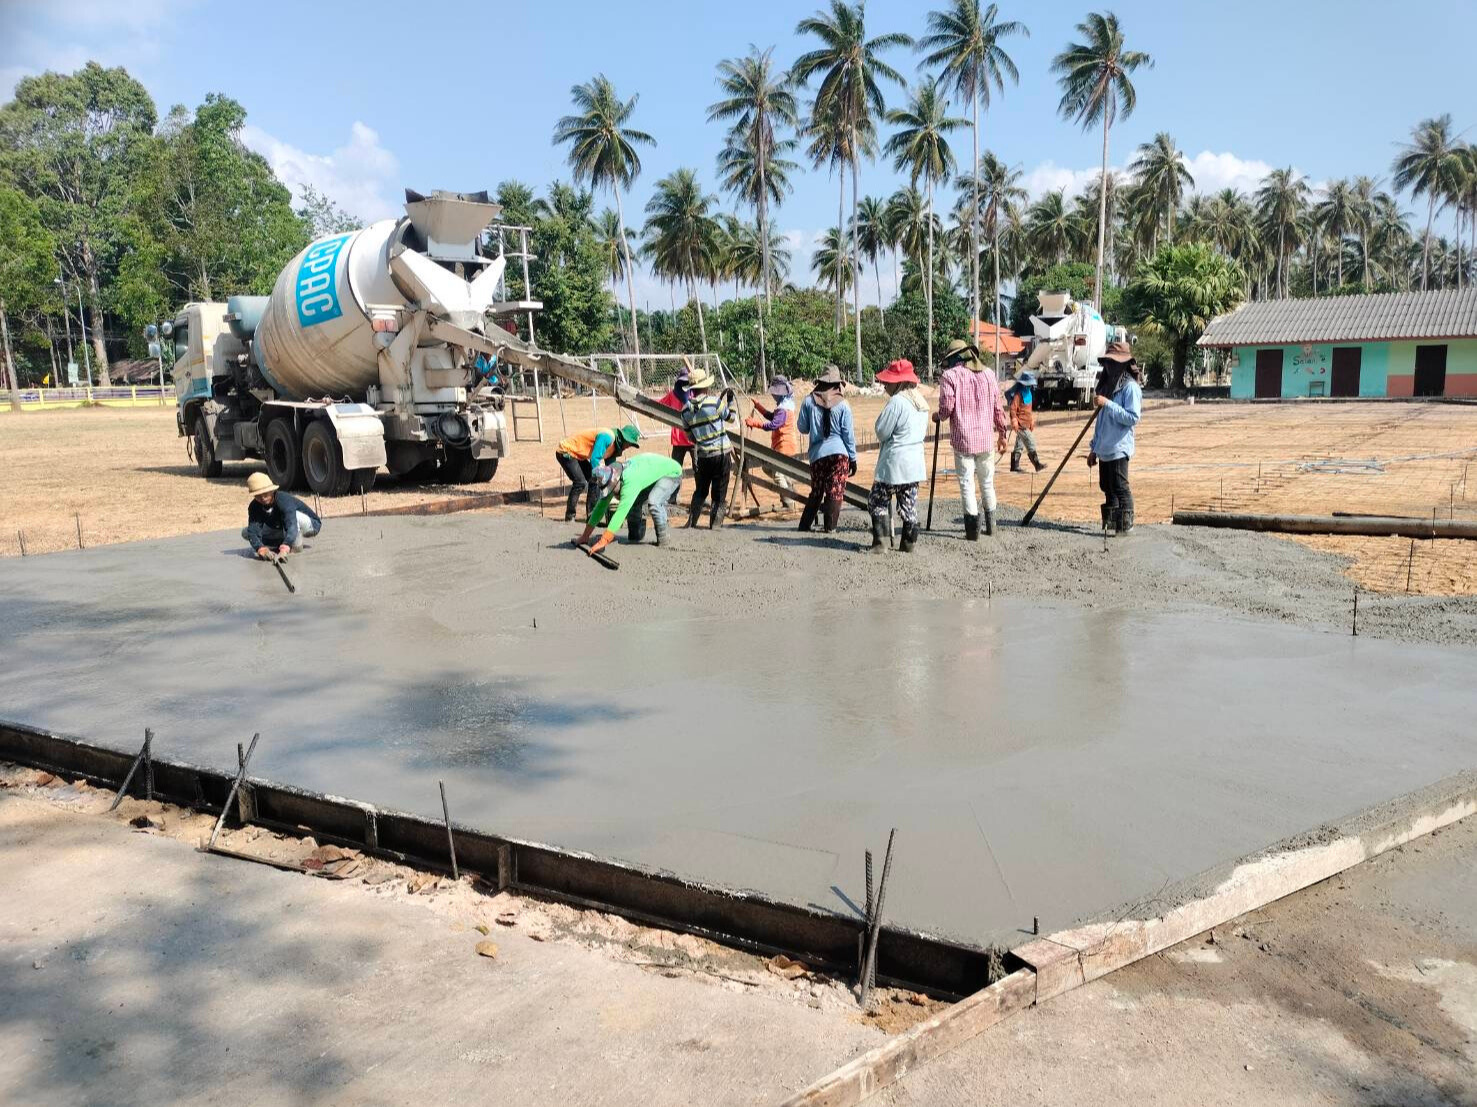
744, 375, 799, 508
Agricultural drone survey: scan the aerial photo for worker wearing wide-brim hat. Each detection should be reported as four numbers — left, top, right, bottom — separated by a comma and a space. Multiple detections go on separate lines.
657, 359, 696, 506
934, 337, 1009, 539
866, 359, 929, 553
1004, 370, 1045, 474
745, 375, 800, 508
241, 471, 321, 559
795, 365, 857, 534
555, 423, 642, 522
679, 367, 736, 528
573, 451, 684, 555
1087, 340, 1143, 536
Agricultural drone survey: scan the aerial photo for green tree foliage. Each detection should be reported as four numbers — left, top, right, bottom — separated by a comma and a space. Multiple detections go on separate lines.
0, 187, 59, 389
1120, 241, 1244, 390
298, 184, 360, 238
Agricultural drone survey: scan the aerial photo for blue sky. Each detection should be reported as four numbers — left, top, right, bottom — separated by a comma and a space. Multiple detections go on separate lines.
1, 0, 1470, 304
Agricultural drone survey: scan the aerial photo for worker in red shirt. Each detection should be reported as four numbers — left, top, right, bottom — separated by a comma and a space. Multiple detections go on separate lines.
657, 361, 696, 506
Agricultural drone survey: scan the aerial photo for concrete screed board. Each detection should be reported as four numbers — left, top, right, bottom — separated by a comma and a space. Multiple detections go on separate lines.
1, 514, 1473, 949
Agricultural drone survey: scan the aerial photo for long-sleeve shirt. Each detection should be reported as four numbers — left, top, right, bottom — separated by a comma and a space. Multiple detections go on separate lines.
658, 390, 694, 448
745, 398, 799, 455
873, 392, 929, 485
935, 366, 1007, 455
681, 393, 734, 458
796, 395, 856, 463
1090, 378, 1142, 461
244, 492, 319, 549
589, 454, 683, 532
557, 427, 618, 464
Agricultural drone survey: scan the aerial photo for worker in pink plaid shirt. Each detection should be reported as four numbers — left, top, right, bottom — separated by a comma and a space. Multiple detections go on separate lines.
933, 338, 1009, 540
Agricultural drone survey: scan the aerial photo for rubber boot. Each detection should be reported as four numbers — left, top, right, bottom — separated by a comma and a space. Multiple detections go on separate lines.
964, 514, 980, 541
866, 514, 887, 553
898, 522, 918, 553
1031, 455, 1046, 472
627, 516, 648, 544
984, 510, 997, 537
1117, 509, 1134, 535
564, 481, 580, 523
798, 503, 818, 532
654, 519, 669, 547
708, 504, 727, 530
685, 500, 703, 528
1099, 504, 1112, 531
1009, 457, 1023, 473
822, 502, 841, 533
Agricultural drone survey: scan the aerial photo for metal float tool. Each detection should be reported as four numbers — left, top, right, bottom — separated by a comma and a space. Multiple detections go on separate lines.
267, 553, 296, 593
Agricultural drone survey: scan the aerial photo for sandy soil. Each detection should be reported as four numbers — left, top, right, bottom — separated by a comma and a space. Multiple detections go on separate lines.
4, 398, 1476, 594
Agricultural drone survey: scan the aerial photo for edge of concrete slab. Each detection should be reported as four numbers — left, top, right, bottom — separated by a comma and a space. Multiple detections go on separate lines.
778, 768, 1477, 1107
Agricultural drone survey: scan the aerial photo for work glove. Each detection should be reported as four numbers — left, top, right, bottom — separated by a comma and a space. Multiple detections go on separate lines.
1086, 452, 1098, 468
847, 458, 858, 477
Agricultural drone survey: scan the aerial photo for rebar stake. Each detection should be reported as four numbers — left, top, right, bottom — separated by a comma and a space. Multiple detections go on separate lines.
1406, 538, 1415, 593
859, 829, 897, 1009
207, 734, 259, 850
439, 781, 459, 882
1351, 587, 1358, 637
75, 513, 84, 549
109, 728, 155, 811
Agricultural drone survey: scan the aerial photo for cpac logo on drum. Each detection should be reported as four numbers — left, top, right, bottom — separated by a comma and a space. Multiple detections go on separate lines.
295, 234, 352, 327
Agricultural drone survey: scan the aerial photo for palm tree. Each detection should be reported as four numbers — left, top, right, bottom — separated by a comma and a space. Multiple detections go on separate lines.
553, 75, 654, 369
974, 153, 1025, 359
1051, 11, 1152, 306
1128, 132, 1192, 246
1368, 192, 1414, 290
887, 185, 929, 293
794, 0, 911, 380
642, 168, 720, 352
1255, 167, 1309, 298
885, 80, 965, 376
812, 226, 855, 302
1349, 175, 1386, 288
1392, 114, 1464, 290
1447, 144, 1477, 291
1025, 189, 1072, 266
1313, 178, 1357, 288
596, 208, 639, 349
918, 0, 1028, 328
708, 47, 799, 375
856, 194, 892, 320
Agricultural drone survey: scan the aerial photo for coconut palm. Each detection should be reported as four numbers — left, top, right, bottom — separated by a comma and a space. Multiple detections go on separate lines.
812, 226, 855, 302
1448, 145, 1477, 291
887, 185, 930, 291
802, 97, 869, 333
917, 0, 1028, 327
1349, 175, 1387, 288
553, 75, 655, 370
1392, 114, 1464, 290
884, 80, 965, 376
708, 47, 799, 366
1025, 189, 1073, 266
1128, 132, 1193, 246
1051, 11, 1152, 306
856, 194, 892, 319
794, 0, 911, 380
596, 208, 639, 349
974, 153, 1025, 352
1255, 167, 1310, 298
642, 168, 721, 353
1368, 193, 1414, 290
1313, 178, 1357, 288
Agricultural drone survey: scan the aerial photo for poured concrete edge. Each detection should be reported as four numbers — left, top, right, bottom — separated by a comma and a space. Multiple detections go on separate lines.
0, 718, 1002, 998
779, 769, 1477, 1107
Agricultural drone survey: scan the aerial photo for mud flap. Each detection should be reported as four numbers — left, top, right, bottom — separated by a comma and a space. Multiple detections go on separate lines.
323, 403, 387, 471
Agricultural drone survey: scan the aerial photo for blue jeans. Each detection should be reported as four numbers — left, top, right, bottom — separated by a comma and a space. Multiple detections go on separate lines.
645, 476, 680, 527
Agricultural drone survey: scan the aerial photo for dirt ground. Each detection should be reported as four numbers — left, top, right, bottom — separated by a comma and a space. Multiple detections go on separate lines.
2, 764, 1472, 1106
3, 398, 1476, 594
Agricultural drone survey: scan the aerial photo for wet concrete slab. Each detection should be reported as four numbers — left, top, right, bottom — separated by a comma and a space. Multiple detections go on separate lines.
1, 514, 1474, 948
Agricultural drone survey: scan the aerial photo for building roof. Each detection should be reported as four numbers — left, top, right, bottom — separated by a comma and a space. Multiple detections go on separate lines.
970, 320, 1025, 356
1197, 288, 1477, 348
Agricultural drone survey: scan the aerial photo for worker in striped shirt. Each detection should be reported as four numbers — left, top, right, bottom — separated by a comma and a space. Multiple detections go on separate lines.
680, 367, 736, 529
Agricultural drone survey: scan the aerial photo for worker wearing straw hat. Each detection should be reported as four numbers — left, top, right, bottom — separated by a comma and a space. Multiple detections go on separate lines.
795, 365, 857, 533
866, 359, 929, 553
933, 338, 1008, 539
1087, 341, 1143, 535
241, 471, 321, 559
680, 366, 737, 528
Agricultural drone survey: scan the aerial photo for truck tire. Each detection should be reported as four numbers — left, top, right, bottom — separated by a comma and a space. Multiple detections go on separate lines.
264, 418, 306, 491
302, 420, 352, 497
441, 447, 481, 484
193, 415, 223, 478
349, 467, 377, 494
472, 458, 498, 483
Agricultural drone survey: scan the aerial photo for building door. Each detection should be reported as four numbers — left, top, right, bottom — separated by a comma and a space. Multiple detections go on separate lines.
1254, 349, 1283, 398
1414, 345, 1447, 397
1331, 347, 1361, 397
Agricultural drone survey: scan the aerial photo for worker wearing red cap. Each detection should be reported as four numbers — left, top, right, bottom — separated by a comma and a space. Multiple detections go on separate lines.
866, 359, 929, 553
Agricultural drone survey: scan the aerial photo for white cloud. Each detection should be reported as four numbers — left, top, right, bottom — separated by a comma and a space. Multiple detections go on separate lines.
1182, 150, 1278, 196
241, 121, 400, 224
1021, 161, 1104, 200
0, 0, 192, 101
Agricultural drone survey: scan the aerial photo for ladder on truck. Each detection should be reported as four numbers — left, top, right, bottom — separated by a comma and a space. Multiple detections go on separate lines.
490, 223, 545, 442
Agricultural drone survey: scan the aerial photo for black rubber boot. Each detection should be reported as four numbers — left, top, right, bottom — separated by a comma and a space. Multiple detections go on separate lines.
898, 522, 918, 553
654, 519, 669, 547
708, 504, 727, 530
1009, 458, 1023, 473
798, 503, 818, 532
627, 516, 648, 544
1100, 504, 1113, 532
1031, 455, 1046, 472
1117, 509, 1134, 534
984, 510, 997, 536
685, 501, 703, 528
964, 514, 980, 541
822, 503, 841, 533
866, 514, 887, 553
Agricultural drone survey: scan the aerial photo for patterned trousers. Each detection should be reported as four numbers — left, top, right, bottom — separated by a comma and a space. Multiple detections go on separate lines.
869, 481, 919, 525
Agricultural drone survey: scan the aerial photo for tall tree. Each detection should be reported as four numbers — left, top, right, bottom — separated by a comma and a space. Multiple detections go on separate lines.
811, 226, 855, 303
642, 168, 720, 353
1025, 189, 1073, 266
1121, 241, 1244, 389
1255, 167, 1309, 298
1348, 176, 1384, 289
0, 63, 159, 383
856, 194, 892, 320
553, 75, 654, 364
1392, 114, 1463, 290
0, 188, 57, 405
1128, 131, 1192, 245
596, 207, 638, 348
1051, 11, 1152, 308
972, 152, 1024, 365
1314, 178, 1357, 288
794, 0, 911, 381
885, 81, 964, 377
918, 1, 1028, 329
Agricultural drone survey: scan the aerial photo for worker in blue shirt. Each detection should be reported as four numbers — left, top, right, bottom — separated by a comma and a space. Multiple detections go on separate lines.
1086, 341, 1143, 536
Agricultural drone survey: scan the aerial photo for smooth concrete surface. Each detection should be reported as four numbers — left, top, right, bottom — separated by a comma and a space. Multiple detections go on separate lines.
2, 514, 1474, 948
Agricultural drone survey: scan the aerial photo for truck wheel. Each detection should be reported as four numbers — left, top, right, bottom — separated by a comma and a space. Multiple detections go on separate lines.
302, 420, 352, 496
194, 415, 223, 478
472, 458, 498, 483
264, 418, 306, 491
349, 468, 377, 494
441, 447, 480, 484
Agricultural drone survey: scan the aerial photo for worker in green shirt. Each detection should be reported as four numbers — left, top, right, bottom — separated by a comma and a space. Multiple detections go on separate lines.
573, 453, 684, 556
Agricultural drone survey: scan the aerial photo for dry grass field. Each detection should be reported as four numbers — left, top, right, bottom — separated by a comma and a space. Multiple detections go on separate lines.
3, 397, 1475, 594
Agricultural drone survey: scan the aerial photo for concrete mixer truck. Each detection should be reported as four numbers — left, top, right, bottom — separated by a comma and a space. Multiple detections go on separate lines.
1017, 291, 1131, 410
171, 189, 525, 494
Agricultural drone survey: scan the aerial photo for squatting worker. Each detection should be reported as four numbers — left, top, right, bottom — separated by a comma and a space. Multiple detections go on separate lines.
574, 453, 684, 555
933, 338, 1008, 540
745, 375, 799, 508
554, 424, 641, 522
242, 472, 321, 559
867, 359, 929, 554
680, 368, 736, 529
795, 365, 857, 534
1004, 371, 1046, 473
1087, 340, 1143, 536
657, 360, 695, 505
